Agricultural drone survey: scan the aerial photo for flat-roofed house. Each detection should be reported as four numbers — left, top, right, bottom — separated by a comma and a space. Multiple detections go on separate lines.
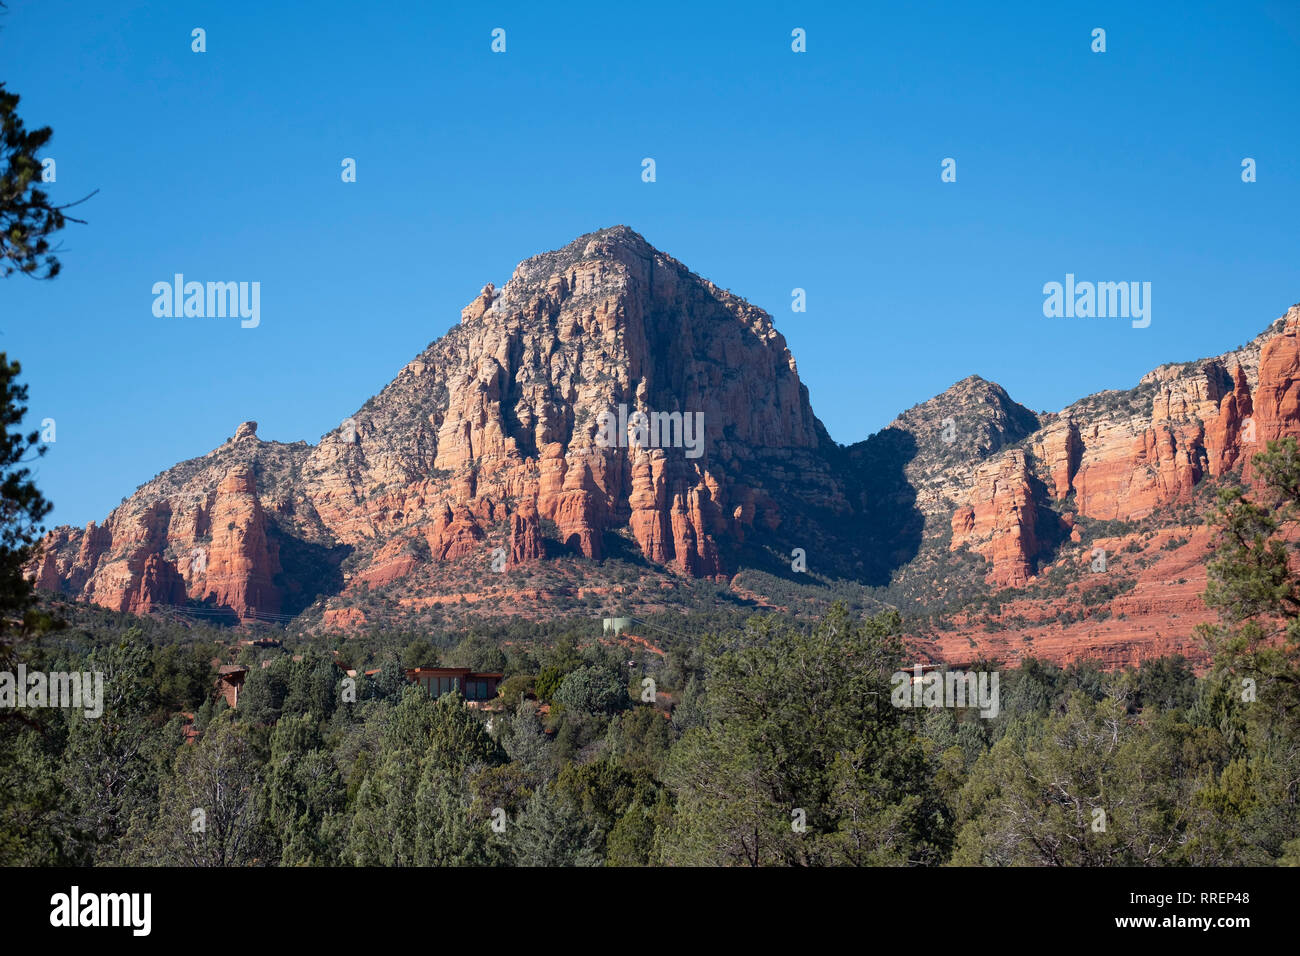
405, 666, 502, 703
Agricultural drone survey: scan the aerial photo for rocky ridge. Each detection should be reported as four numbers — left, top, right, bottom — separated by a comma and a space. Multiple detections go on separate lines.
26, 226, 1300, 669
31, 227, 850, 621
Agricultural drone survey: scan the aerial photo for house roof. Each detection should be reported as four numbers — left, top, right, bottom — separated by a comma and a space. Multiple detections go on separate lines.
405, 666, 503, 679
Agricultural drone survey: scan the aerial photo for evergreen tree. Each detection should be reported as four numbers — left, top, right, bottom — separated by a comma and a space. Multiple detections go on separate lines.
265, 712, 345, 865
59, 632, 173, 864
136, 712, 269, 866
656, 604, 951, 865
0, 80, 88, 279
508, 785, 602, 867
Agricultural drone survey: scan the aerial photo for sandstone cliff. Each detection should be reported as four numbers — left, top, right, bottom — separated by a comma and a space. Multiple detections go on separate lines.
31, 227, 850, 621
27, 228, 1300, 672
948, 307, 1299, 587
28, 421, 306, 619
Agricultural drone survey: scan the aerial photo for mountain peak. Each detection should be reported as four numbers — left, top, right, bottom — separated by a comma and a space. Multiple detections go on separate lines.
583, 223, 648, 246
876, 373, 1040, 466
502, 225, 658, 292
895, 374, 1031, 424
25, 214, 1300, 675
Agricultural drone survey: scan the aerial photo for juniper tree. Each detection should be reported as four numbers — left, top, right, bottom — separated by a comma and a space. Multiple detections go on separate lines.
1201, 437, 1300, 686
655, 603, 952, 865
264, 712, 345, 865
1197, 438, 1300, 862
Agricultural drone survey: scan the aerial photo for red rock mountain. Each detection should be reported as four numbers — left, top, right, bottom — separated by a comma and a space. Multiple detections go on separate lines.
27, 226, 1300, 668
31, 227, 848, 623
923, 304, 1300, 668
948, 313, 1296, 588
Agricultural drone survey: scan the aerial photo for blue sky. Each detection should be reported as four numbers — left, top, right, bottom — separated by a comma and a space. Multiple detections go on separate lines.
2, 0, 1298, 527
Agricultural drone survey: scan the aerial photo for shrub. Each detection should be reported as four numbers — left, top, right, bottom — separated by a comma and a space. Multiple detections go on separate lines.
553, 665, 629, 717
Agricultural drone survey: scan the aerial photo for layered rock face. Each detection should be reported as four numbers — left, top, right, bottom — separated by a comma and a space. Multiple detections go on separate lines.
27, 224, 1300, 673
30, 227, 846, 619
1246, 312, 1300, 476
950, 451, 1042, 587
295, 226, 839, 583
29, 423, 297, 619
949, 305, 1300, 586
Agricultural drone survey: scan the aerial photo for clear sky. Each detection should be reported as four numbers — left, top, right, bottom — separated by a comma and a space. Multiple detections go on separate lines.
2, 0, 1298, 527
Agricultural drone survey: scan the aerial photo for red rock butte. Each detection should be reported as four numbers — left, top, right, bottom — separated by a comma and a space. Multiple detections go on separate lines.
31, 227, 835, 621
25, 227, 1300, 669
